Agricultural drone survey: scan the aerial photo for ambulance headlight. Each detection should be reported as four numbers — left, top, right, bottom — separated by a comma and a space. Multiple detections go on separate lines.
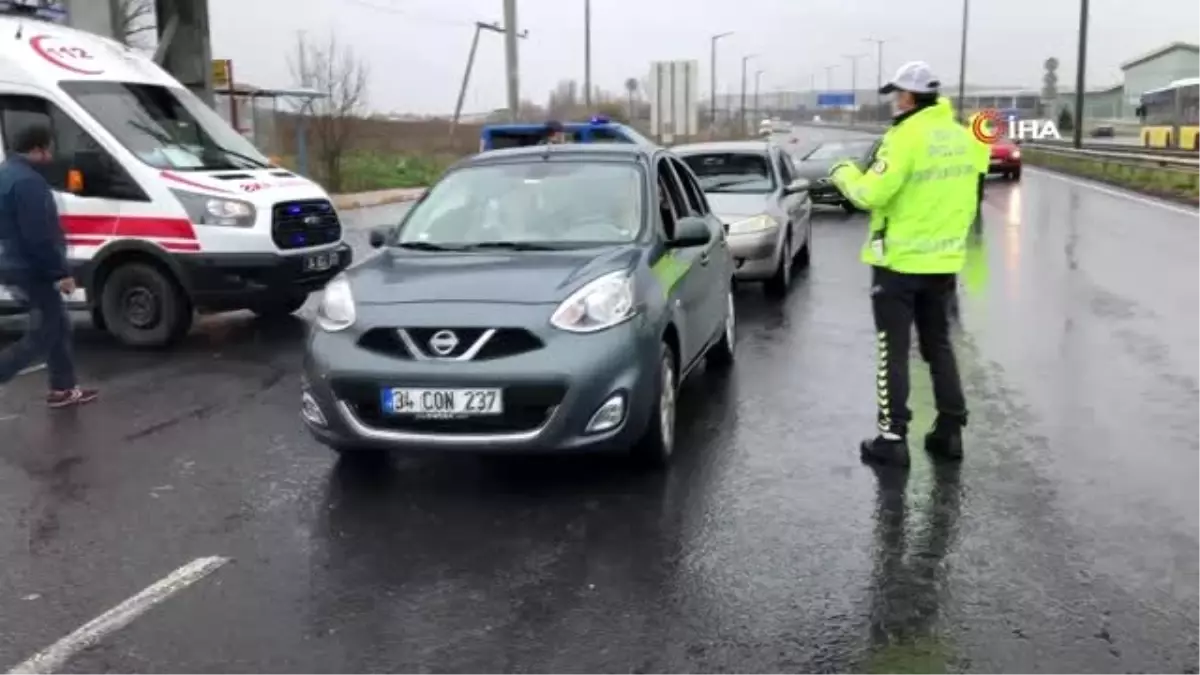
170, 189, 257, 227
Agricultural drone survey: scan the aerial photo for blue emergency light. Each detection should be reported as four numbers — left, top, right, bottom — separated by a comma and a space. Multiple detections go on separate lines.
589, 115, 611, 124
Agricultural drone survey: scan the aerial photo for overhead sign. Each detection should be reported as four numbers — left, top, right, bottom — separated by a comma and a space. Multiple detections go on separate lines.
648, 60, 699, 141
29, 34, 104, 75
817, 92, 855, 108
212, 59, 232, 89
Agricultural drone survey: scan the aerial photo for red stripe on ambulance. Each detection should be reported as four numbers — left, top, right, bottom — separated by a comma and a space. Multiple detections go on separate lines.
61, 214, 198, 241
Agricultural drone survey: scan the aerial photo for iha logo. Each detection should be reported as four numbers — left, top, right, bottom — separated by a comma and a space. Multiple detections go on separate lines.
970, 109, 1061, 143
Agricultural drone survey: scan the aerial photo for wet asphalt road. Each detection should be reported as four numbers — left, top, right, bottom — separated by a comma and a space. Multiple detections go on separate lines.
0, 129, 1197, 673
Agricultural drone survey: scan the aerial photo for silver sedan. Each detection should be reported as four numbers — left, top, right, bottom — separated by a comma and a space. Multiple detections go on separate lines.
674, 140, 813, 296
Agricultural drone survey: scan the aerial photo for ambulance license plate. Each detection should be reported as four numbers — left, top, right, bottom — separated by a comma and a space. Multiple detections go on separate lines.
304, 251, 338, 272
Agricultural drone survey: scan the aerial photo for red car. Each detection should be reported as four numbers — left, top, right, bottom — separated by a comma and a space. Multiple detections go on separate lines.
988, 139, 1022, 181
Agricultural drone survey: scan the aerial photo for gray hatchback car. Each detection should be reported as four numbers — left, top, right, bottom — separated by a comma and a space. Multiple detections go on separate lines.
301, 144, 736, 467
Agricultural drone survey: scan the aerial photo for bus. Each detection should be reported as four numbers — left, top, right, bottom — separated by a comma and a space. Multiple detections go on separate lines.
1136, 77, 1200, 150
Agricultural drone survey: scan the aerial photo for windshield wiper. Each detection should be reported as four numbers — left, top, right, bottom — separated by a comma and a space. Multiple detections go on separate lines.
461, 241, 561, 251
214, 145, 272, 169
394, 241, 464, 251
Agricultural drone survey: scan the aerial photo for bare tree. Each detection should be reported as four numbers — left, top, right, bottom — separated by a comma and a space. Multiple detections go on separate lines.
116, 0, 156, 48
288, 32, 369, 193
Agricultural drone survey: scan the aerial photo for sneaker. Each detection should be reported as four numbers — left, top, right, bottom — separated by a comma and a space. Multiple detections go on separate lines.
860, 434, 910, 467
47, 387, 99, 409
925, 418, 964, 461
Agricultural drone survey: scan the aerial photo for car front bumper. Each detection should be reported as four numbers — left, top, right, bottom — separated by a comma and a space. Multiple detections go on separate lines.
301, 302, 661, 454
987, 159, 1021, 174
177, 243, 353, 311
726, 226, 782, 280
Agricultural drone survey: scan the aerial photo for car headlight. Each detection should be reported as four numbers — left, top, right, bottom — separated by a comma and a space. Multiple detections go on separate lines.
1010, 150, 1021, 159
170, 188, 256, 227
550, 270, 636, 333
316, 274, 356, 332
726, 214, 777, 235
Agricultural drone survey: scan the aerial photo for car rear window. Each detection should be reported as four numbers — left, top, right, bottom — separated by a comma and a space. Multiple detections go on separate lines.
396, 161, 645, 246
679, 152, 775, 194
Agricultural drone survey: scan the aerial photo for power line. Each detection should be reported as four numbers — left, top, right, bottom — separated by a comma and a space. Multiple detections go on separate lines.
342, 0, 477, 28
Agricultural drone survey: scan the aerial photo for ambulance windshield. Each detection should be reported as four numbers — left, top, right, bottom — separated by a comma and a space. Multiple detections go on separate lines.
60, 80, 271, 171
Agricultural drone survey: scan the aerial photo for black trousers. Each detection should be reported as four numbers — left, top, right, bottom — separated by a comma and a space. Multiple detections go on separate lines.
871, 266, 967, 437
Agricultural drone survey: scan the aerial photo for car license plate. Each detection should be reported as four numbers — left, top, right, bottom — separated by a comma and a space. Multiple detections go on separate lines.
304, 251, 338, 272
381, 388, 503, 416
990, 159, 1003, 165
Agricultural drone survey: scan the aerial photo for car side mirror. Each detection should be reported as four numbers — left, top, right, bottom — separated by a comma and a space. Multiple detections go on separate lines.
784, 177, 810, 195
369, 227, 388, 248
667, 216, 712, 248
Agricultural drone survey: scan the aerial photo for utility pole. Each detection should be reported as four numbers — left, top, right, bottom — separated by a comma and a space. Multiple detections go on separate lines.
710, 32, 733, 131
583, 0, 591, 108
453, 21, 526, 133
956, 0, 969, 122
740, 54, 756, 134
864, 37, 885, 108
844, 54, 867, 124
754, 69, 764, 122
1072, 0, 1090, 149
825, 64, 838, 90
503, 0, 520, 121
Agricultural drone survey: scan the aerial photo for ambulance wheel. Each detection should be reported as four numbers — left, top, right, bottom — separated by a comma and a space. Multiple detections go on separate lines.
252, 293, 309, 319
99, 262, 192, 348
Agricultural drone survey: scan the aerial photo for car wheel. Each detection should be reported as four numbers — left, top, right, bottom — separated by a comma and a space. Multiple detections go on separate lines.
706, 288, 736, 370
99, 262, 192, 348
1010, 168, 1022, 182
252, 293, 310, 319
764, 234, 792, 297
794, 228, 811, 270
632, 342, 678, 469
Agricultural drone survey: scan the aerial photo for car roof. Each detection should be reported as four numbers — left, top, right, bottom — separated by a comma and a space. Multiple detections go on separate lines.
671, 141, 774, 155
454, 143, 658, 170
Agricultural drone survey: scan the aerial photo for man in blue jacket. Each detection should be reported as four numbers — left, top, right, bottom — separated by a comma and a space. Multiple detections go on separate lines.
0, 124, 98, 407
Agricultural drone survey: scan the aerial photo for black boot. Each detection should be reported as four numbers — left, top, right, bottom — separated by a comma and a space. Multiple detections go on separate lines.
925, 417, 964, 461
860, 435, 910, 467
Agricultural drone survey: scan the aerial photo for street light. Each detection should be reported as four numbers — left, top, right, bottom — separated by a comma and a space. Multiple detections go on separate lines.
957, 0, 970, 121
1072, 0, 1090, 148
754, 69, 765, 122
844, 54, 868, 124
863, 38, 886, 106
740, 53, 757, 133
710, 31, 733, 131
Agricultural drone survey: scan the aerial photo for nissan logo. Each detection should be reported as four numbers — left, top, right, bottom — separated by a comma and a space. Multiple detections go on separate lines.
428, 330, 459, 356
303, 215, 321, 226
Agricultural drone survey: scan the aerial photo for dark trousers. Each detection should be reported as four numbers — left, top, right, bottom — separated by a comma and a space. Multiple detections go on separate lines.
0, 278, 76, 391
871, 266, 967, 437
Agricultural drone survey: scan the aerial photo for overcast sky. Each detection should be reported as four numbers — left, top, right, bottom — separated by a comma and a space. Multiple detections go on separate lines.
208, 0, 1200, 115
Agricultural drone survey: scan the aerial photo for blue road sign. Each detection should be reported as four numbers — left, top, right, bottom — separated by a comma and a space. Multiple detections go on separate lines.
817, 92, 855, 107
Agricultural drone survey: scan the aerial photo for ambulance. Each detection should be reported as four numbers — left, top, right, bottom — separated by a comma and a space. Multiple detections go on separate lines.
0, 12, 351, 347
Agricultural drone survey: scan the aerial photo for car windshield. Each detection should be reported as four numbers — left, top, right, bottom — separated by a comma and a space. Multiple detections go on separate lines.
680, 152, 775, 193
60, 80, 271, 171
804, 141, 873, 161
395, 161, 644, 248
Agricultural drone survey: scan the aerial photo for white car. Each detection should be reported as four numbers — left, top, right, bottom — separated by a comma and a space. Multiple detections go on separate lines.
758, 118, 773, 135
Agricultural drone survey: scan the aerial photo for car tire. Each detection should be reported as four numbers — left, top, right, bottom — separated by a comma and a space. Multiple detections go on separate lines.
1010, 168, 1022, 182
764, 234, 792, 297
631, 342, 678, 469
706, 288, 736, 370
794, 230, 811, 270
99, 262, 192, 348
252, 293, 310, 319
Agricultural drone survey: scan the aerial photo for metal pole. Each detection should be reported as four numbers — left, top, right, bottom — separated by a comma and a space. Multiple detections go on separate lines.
844, 54, 866, 125
503, 0, 519, 121
825, 64, 837, 90
740, 56, 749, 134
957, 0, 969, 122
1072, 0, 1089, 148
452, 23, 485, 133
583, 0, 591, 108
864, 38, 885, 107
754, 69, 763, 121
710, 32, 732, 132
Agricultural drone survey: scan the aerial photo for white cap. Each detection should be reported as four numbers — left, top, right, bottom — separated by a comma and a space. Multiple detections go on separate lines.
879, 61, 940, 94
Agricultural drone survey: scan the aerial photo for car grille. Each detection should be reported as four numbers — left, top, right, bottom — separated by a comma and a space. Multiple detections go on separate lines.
358, 327, 543, 361
332, 381, 566, 434
271, 199, 341, 250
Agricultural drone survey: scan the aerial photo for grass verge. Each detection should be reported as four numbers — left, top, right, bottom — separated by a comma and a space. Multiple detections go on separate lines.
1018, 149, 1199, 205
275, 152, 453, 194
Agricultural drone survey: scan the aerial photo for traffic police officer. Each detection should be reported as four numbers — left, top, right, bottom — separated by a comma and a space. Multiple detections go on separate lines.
829, 61, 974, 467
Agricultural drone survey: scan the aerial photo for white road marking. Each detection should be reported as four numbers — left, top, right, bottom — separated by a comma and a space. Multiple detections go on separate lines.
17, 364, 45, 376
1024, 166, 1199, 217
7, 556, 230, 674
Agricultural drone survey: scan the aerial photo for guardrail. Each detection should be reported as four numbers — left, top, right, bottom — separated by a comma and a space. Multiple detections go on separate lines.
1027, 138, 1199, 159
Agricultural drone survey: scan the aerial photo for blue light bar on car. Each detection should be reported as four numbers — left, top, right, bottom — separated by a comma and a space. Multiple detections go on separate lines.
589, 115, 610, 124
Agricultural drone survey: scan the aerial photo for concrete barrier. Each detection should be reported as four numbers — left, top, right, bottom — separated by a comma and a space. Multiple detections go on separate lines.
331, 187, 426, 211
